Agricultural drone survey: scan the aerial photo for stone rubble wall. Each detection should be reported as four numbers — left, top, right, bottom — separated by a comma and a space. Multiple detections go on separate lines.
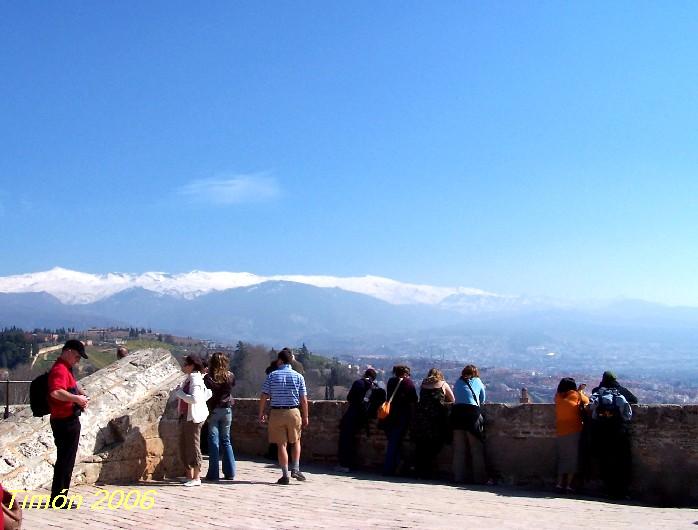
0, 349, 185, 492
230, 398, 698, 506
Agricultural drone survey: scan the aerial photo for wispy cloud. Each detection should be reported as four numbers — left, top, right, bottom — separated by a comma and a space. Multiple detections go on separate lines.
177, 174, 281, 205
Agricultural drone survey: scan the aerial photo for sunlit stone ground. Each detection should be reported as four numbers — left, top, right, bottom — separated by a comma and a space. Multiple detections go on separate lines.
21, 458, 697, 529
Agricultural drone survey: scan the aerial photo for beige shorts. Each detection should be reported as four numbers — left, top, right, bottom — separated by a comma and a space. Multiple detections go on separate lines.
268, 408, 302, 444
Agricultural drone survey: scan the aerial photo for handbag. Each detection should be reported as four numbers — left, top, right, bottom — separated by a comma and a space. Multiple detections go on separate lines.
465, 379, 485, 435
377, 378, 403, 420
2, 485, 23, 530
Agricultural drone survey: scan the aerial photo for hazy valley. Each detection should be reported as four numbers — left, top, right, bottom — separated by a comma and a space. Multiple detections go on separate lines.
1, 268, 697, 403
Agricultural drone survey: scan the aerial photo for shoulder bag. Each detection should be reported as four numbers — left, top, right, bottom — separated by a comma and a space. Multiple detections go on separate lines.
377, 378, 403, 420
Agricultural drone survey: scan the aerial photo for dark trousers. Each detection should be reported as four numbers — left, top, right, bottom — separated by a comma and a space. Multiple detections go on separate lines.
593, 423, 632, 497
50, 416, 81, 501
338, 409, 363, 468
414, 438, 444, 479
383, 415, 409, 475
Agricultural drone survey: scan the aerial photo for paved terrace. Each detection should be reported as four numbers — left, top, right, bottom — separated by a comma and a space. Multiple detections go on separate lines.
20, 458, 697, 529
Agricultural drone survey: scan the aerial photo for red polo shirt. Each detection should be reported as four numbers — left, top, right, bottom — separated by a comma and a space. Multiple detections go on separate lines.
48, 357, 78, 419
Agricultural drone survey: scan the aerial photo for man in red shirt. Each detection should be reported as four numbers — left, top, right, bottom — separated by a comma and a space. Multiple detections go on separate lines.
48, 340, 89, 507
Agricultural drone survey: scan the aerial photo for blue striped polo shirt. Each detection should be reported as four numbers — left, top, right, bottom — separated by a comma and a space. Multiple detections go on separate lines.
261, 364, 307, 407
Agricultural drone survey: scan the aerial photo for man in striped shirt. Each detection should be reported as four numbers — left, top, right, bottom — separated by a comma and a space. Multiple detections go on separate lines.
259, 348, 309, 484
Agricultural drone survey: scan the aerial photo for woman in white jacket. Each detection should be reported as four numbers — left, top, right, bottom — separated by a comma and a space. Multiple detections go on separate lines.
175, 354, 211, 487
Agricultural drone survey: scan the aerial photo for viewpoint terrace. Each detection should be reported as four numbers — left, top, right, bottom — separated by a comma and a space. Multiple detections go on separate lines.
20, 459, 697, 529
2, 349, 697, 529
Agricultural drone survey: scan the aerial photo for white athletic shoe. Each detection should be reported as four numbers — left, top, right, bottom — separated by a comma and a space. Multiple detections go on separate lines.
183, 479, 201, 487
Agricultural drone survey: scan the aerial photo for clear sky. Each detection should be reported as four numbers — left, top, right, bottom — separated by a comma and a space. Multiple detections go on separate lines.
1, 2, 697, 306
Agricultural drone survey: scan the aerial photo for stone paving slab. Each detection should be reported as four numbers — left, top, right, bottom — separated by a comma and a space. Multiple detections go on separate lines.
19, 459, 698, 529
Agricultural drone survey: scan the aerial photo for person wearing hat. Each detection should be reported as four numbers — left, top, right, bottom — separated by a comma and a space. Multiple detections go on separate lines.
47, 339, 90, 507
174, 354, 212, 487
591, 371, 638, 404
590, 370, 638, 499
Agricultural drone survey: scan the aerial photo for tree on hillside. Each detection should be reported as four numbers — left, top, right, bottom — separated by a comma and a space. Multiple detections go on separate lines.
0, 328, 31, 369
231, 341, 274, 397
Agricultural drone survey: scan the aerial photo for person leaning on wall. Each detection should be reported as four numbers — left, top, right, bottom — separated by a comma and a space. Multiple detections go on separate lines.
336, 368, 380, 472
381, 365, 418, 476
451, 364, 489, 484
412, 368, 455, 479
554, 377, 589, 493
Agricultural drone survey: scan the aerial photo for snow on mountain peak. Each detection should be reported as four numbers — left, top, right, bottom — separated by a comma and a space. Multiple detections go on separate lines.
0, 268, 500, 306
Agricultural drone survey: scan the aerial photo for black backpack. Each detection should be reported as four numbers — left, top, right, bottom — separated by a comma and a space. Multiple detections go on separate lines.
29, 372, 50, 417
364, 384, 386, 419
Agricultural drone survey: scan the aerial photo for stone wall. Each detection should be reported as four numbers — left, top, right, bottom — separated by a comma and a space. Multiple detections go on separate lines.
0, 349, 185, 492
2, 350, 695, 507
230, 398, 698, 506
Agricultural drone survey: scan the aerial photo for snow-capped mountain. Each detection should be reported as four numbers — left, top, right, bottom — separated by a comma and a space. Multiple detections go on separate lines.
0, 267, 503, 306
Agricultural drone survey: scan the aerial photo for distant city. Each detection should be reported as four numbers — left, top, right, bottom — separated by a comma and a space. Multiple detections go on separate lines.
2, 326, 695, 405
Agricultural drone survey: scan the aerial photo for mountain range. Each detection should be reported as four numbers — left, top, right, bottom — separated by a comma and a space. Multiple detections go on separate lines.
0, 267, 504, 306
1, 268, 697, 378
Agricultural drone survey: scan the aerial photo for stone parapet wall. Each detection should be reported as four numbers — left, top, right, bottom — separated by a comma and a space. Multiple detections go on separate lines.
2, 350, 695, 507
230, 398, 698, 506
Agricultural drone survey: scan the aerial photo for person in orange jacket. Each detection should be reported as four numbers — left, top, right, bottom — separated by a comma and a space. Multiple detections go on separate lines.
554, 377, 589, 493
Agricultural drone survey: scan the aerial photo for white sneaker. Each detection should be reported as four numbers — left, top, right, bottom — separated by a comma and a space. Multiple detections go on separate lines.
183, 479, 201, 487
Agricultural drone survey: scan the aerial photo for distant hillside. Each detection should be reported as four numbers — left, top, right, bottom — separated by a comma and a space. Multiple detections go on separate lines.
2, 282, 698, 380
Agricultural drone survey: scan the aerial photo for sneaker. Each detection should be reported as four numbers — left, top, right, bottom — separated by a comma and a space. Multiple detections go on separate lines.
203, 477, 219, 483
276, 475, 290, 485
291, 470, 306, 481
334, 466, 351, 473
183, 479, 201, 487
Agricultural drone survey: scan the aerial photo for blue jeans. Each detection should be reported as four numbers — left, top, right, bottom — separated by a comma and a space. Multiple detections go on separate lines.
205, 407, 236, 479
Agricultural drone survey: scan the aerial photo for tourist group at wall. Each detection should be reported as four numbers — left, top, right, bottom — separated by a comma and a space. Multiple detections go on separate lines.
0, 339, 639, 528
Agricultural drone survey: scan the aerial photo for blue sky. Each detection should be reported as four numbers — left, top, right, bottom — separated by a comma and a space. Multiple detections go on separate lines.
1, 2, 697, 305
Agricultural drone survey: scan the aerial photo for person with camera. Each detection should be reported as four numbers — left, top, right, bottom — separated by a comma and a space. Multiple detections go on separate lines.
47, 340, 90, 508
554, 377, 589, 493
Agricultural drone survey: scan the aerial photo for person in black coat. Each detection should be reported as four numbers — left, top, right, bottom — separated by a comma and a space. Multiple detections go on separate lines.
381, 365, 418, 476
590, 371, 638, 498
336, 369, 379, 471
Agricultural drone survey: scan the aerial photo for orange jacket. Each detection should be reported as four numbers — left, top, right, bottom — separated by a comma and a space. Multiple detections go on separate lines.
555, 390, 589, 436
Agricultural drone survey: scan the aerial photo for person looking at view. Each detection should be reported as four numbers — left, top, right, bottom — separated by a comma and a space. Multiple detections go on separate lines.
451, 364, 487, 484
175, 354, 211, 487
204, 351, 237, 481
554, 377, 589, 493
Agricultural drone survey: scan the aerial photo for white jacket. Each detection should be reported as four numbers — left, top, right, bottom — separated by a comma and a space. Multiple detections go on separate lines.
175, 372, 211, 424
